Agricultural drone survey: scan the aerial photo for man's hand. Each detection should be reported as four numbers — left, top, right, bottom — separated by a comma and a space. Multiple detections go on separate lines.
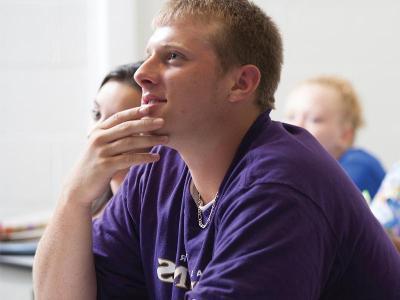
63, 105, 168, 206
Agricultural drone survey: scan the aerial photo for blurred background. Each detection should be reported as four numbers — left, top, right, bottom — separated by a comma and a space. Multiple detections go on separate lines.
1, 0, 399, 218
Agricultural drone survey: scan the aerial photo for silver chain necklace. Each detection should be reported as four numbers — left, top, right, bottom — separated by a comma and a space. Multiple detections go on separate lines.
196, 190, 219, 229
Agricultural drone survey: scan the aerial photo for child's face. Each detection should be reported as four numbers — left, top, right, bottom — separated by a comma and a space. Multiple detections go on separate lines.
284, 83, 349, 159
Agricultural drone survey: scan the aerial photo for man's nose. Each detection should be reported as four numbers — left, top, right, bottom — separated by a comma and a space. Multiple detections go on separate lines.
134, 58, 159, 89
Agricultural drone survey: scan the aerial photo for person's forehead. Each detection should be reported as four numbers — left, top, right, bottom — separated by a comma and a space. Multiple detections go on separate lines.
294, 84, 339, 103
288, 85, 336, 112
146, 20, 217, 53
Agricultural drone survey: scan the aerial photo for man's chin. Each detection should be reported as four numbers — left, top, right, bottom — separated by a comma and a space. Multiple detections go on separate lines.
152, 127, 168, 137
147, 103, 167, 118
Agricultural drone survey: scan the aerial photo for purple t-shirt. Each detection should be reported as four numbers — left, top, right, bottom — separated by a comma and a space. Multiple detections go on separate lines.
93, 112, 400, 299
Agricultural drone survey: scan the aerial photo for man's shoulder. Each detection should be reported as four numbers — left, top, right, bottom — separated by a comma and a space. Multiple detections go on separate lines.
229, 119, 364, 226
238, 120, 340, 189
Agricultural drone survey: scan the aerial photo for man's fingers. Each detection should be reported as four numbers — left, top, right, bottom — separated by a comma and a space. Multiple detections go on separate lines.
101, 135, 169, 156
99, 118, 164, 143
110, 152, 161, 170
100, 105, 150, 130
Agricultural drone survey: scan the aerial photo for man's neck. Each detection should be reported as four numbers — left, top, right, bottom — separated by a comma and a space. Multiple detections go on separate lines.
179, 110, 260, 204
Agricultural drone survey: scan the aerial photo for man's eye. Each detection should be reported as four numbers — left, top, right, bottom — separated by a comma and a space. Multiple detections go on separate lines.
167, 51, 186, 62
91, 109, 101, 121
168, 52, 178, 60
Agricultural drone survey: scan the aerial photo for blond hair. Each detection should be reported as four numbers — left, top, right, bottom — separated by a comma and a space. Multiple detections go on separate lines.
153, 0, 283, 111
303, 75, 364, 132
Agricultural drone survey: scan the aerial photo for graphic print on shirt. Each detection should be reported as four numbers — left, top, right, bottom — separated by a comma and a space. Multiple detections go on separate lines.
190, 268, 203, 289
156, 252, 205, 290
157, 254, 190, 290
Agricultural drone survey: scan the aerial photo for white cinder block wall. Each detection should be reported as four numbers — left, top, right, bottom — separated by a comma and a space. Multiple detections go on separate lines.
0, 0, 89, 218
1, 0, 400, 218
0, 0, 148, 218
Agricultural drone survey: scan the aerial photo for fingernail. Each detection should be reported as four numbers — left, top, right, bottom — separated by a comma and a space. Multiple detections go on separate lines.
139, 105, 149, 113
153, 118, 164, 126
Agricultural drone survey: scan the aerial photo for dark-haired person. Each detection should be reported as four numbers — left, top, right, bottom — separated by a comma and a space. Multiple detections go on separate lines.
89, 62, 143, 216
33, 1, 400, 299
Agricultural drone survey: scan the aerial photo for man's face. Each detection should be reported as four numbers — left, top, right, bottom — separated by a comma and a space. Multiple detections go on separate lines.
134, 20, 232, 147
284, 83, 349, 158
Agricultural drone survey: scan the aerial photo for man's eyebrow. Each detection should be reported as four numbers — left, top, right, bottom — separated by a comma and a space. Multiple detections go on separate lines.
162, 42, 187, 50
145, 42, 189, 55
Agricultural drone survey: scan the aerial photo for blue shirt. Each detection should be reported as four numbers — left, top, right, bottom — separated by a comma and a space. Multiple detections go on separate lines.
92, 112, 400, 299
339, 148, 386, 198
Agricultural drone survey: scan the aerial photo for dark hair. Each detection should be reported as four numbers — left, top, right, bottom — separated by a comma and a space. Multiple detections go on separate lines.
154, 0, 283, 111
99, 61, 143, 91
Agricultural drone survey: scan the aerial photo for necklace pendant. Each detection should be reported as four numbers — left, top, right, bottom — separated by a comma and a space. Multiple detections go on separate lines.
197, 191, 218, 229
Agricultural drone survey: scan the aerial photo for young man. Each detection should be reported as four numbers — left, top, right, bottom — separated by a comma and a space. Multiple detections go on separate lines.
33, 1, 400, 299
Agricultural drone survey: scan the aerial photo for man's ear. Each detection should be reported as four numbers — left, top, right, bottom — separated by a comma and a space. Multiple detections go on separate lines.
229, 64, 261, 103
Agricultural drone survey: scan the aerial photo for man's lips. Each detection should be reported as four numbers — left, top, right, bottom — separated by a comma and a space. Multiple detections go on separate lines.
141, 94, 168, 105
